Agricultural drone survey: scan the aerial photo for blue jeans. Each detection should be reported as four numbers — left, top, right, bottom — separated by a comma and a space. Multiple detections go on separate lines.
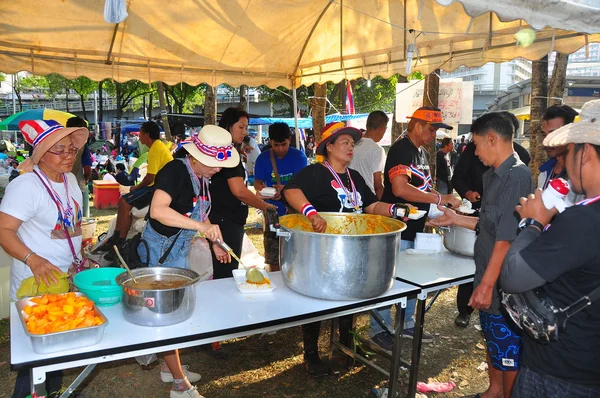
370, 240, 416, 336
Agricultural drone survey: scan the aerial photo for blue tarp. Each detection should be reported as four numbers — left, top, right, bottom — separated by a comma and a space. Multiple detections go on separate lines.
249, 113, 369, 129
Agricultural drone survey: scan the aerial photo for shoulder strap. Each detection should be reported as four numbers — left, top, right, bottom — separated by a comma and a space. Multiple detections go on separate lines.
157, 230, 182, 266
269, 149, 281, 186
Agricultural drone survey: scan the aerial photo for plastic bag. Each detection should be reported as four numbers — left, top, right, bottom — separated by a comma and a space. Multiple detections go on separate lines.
104, 0, 128, 24
135, 354, 157, 366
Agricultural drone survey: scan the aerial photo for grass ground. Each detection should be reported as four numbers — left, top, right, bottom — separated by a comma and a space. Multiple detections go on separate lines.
0, 206, 489, 398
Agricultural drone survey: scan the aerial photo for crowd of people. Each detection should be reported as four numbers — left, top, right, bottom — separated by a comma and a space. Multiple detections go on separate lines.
0, 98, 598, 397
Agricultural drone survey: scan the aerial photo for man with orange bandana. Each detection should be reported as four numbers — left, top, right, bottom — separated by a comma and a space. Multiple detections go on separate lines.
369, 107, 461, 351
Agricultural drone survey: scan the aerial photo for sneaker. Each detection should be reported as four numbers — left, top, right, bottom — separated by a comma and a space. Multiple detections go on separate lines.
161, 365, 201, 383
370, 332, 394, 352
402, 328, 434, 343
170, 386, 204, 398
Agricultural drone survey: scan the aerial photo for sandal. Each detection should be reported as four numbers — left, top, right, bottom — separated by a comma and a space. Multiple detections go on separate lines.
304, 354, 329, 378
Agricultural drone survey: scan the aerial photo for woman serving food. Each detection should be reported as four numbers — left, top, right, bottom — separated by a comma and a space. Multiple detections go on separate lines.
0, 120, 88, 398
135, 125, 240, 398
282, 122, 414, 376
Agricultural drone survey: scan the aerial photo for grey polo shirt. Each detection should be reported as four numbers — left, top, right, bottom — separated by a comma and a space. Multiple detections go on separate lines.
474, 152, 533, 315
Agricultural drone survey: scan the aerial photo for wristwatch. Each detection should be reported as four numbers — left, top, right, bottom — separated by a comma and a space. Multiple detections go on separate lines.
518, 218, 544, 232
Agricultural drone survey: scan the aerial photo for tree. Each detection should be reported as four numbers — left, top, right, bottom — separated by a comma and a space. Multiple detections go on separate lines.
549, 53, 569, 107
423, 71, 441, 184
46, 74, 72, 112
310, 83, 327, 142
13, 74, 48, 112
164, 83, 206, 114
204, 85, 217, 125
69, 77, 96, 121
256, 85, 312, 116
529, 57, 549, 179
104, 80, 155, 119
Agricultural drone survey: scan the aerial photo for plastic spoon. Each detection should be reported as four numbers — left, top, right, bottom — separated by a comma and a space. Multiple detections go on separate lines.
113, 245, 138, 284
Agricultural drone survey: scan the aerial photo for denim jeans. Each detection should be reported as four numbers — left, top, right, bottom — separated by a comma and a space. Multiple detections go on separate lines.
369, 240, 416, 336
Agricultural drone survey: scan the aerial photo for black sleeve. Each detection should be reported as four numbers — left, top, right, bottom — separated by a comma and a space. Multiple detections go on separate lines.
283, 164, 315, 193
520, 208, 599, 283
350, 169, 378, 209
436, 150, 447, 182
154, 161, 186, 199
451, 143, 474, 198
384, 141, 415, 183
514, 142, 531, 166
220, 160, 245, 180
501, 227, 548, 293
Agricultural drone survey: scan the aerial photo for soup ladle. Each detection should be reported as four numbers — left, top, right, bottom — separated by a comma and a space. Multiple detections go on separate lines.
113, 245, 138, 284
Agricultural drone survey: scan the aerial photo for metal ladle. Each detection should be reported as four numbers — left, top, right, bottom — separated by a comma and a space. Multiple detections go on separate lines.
113, 245, 138, 284
215, 239, 250, 270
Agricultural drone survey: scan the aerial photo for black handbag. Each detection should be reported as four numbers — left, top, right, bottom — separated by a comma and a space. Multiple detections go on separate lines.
120, 233, 149, 269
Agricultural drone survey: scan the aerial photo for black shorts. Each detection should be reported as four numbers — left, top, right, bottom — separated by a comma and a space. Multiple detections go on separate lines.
122, 186, 155, 209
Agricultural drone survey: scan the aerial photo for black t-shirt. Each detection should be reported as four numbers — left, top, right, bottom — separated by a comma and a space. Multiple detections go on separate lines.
381, 137, 431, 241
520, 201, 600, 386
283, 163, 377, 212
149, 160, 195, 237
209, 160, 248, 225
436, 149, 452, 184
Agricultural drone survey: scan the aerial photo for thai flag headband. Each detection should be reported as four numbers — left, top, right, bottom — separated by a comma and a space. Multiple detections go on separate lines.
191, 133, 233, 161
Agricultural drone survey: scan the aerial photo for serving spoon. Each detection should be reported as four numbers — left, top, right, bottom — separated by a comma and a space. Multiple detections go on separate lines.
113, 245, 138, 284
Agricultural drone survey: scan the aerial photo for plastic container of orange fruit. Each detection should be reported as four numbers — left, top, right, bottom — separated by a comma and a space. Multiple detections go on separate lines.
16, 292, 108, 354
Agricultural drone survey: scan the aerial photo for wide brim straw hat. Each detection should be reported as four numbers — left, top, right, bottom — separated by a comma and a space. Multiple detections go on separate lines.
544, 99, 600, 147
181, 125, 240, 168
18, 120, 89, 172
315, 122, 362, 155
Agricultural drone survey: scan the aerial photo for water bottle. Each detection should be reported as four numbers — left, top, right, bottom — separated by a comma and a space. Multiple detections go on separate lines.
542, 178, 570, 213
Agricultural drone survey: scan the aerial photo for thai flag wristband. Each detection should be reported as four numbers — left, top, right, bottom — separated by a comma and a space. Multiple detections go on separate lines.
301, 203, 317, 218
388, 204, 395, 216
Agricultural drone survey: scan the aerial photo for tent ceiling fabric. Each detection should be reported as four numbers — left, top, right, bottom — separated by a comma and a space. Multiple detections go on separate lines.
435, 0, 600, 34
0, 1, 599, 88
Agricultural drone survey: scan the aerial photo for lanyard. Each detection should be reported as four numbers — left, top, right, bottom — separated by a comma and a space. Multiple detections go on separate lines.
37, 168, 75, 230
183, 157, 211, 222
577, 194, 600, 206
323, 161, 361, 213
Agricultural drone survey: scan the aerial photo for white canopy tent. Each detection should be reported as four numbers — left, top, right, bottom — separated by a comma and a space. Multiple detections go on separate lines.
1, 0, 599, 89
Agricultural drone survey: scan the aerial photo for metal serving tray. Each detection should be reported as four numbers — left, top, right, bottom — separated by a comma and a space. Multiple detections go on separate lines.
16, 292, 109, 354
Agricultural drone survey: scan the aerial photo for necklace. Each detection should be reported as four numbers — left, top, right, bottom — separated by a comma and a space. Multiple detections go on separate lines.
323, 161, 361, 213
38, 167, 75, 229
183, 157, 211, 222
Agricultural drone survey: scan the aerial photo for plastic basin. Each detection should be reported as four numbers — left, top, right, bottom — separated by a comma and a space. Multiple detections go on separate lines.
73, 268, 126, 307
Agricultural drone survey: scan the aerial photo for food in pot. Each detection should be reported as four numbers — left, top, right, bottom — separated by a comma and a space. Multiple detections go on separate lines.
281, 214, 396, 235
123, 274, 190, 290
16, 271, 70, 299
22, 293, 103, 334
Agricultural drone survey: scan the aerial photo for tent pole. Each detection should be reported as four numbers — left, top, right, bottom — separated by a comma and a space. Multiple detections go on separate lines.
293, 85, 300, 149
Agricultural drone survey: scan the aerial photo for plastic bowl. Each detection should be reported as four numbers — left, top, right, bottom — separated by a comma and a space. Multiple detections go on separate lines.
73, 268, 126, 307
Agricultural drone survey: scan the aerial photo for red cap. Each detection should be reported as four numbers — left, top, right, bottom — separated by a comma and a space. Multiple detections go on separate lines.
549, 178, 570, 195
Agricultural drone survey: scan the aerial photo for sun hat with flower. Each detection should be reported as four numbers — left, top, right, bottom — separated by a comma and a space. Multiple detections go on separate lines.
315, 122, 362, 156
18, 119, 88, 172
181, 124, 239, 168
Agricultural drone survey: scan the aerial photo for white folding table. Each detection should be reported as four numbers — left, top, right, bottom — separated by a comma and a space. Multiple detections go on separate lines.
395, 248, 476, 397
11, 272, 420, 397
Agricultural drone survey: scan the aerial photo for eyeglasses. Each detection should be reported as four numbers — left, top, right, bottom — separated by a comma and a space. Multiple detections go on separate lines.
47, 146, 79, 157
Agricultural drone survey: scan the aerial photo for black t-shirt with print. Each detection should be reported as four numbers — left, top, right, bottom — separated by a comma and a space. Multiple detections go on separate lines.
209, 160, 248, 225
283, 163, 377, 213
149, 160, 195, 237
519, 200, 600, 386
381, 137, 432, 241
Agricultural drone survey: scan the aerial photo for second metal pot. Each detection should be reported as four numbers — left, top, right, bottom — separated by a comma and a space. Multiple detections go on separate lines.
274, 213, 406, 301
439, 225, 476, 257
116, 267, 198, 327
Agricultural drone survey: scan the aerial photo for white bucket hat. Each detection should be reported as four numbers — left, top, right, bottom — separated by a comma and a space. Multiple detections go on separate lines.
181, 125, 239, 168
544, 99, 600, 147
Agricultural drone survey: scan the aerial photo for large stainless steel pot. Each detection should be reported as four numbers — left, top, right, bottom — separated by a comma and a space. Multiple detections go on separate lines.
439, 226, 476, 257
272, 213, 406, 301
116, 267, 198, 326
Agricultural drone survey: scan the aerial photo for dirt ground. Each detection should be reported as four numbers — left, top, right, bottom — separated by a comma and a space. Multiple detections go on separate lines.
0, 207, 490, 398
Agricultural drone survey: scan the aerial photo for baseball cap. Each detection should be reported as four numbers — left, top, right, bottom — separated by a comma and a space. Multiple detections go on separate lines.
407, 107, 453, 130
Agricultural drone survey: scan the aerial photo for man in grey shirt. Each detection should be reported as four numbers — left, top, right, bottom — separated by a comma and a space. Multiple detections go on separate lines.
430, 112, 533, 398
